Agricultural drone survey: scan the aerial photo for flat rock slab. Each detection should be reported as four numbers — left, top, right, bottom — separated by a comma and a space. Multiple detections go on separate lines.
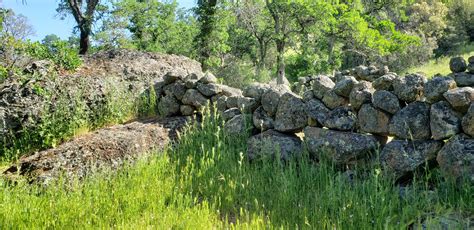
303, 127, 379, 165
3, 116, 190, 184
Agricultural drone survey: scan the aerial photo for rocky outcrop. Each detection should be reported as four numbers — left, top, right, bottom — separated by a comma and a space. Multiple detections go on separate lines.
1, 50, 204, 151
3, 116, 190, 184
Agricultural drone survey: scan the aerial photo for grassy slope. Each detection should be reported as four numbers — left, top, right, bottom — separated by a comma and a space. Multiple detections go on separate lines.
0, 112, 472, 229
405, 44, 474, 77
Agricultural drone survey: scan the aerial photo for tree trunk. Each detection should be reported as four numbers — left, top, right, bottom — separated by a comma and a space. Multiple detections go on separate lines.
327, 36, 335, 67
257, 39, 267, 71
79, 27, 90, 55
196, 0, 218, 71
276, 40, 286, 84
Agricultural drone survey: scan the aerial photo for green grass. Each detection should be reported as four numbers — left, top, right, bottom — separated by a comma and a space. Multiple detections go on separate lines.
405, 44, 474, 78
0, 111, 472, 229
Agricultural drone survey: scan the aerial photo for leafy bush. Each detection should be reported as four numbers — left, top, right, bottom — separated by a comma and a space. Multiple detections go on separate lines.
26, 40, 82, 71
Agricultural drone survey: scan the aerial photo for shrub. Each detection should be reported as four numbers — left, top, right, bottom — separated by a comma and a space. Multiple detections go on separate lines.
26, 40, 82, 71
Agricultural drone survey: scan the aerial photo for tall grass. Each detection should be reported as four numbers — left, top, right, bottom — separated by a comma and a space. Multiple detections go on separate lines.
405, 43, 474, 78
0, 110, 472, 229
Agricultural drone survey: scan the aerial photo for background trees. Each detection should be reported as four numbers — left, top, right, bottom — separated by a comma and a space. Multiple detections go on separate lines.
1, 0, 473, 86
56, 0, 105, 54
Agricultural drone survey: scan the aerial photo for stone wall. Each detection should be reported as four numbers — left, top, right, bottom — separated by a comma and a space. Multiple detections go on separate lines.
161, 56, 473, 183
1, 50, 472, 184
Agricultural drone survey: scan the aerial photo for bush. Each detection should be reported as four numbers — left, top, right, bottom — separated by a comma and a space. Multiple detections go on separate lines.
26, 40, 82, 71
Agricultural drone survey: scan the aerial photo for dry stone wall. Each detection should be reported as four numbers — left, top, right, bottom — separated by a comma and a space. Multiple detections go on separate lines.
1, 50, 473, 184
163, 56, 473, 183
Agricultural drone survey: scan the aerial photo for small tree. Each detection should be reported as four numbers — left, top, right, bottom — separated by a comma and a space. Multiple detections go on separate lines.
265, 0, 299, 84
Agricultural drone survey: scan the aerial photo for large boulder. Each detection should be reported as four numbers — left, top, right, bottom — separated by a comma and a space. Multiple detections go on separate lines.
253, 106, 274, 131
302, 90, 315, 102
222, 108, 241, 121
322, 90, 349, 109
437, 134, 474, 183
312, 75, 335, 99
216, 95, 228, 112
372, 90, 401, 114
220, 85, 243, 97
181, 89, 209, 109
261, 85, 291, 116
305, 98, 330, 126
196, 83, 222, 97
247, 130, 302, 161
443, 87, 474, 113
304, 127, 379, 165
198, 72, 218, 84
393, 73, 426, 103
452, 72, 474, 87
323, 107, 357, 131
237, 97, 259, 113
462, 103, 474, 137
467, 56, 474, 74
158, 94, 180, 117
226, 96, 239, 109
163, 82, 187, 100
349, 81, 374, 110
180, 105, 195, 116
358, 104, 391, 135
243, 83, 270, 101
333, 76, 357, 97
380, 140, 443, 179
372, 73, 396, 91
389, 102, 431, 140
3, 116, 191, 183
224, 114, 252, 135
468, 63, 474, 74
430, 101, 462, 140
274, 93, 307, 132
449, 57, 467, 73
424, 76, 457, 103
355, 65, 370, 78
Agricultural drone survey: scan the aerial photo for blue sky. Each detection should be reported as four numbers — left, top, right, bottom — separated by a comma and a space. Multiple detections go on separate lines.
1, 0, 196, 41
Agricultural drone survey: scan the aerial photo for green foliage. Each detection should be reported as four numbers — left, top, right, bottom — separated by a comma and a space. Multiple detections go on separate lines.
0, 65, 7, 82
109, 0, 198, 57
0, 111, 471, 228
26, 40, 82, 71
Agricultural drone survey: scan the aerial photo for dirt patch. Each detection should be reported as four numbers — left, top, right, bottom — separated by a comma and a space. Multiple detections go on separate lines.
3, 116, 191, 184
